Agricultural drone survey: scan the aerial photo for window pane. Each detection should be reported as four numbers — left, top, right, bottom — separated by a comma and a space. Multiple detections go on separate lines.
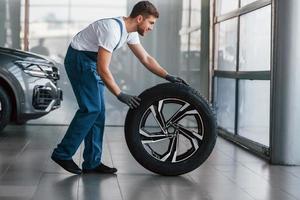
28, 7, 68, 22
28, 0, 69, 6
180, 0, 190, 52
28, 0, 69, 5
29, 37, 69, 57
70, 7, 125, 22
238, 80, 270, 146
239, 6, 271, 71
216, 0, 239, 15
180, 34, 189, 52
181, 0, 190, 28
71, 0, 125, 6
214, 18, 238, 71
190, 30, 200, 51
1, 0, 21, 48
190, 0, 201, 27
183, 51, 201, 88
241, 0, 257, 7
214, 78, 236, 133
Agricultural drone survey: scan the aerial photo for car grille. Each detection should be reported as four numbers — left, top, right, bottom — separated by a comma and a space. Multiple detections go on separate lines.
51, 66, 60, 80
32, 86, 56, 110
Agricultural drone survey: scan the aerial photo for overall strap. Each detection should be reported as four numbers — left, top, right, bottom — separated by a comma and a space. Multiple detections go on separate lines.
111, 18, 123, 51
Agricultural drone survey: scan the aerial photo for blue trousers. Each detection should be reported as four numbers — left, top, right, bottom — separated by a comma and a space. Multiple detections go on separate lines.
52, 46, 105, 169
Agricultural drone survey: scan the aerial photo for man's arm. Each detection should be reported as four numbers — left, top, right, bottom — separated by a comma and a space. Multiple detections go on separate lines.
97, 47, 121, 96
97, 47, 141, 108
128, 43, 168, 78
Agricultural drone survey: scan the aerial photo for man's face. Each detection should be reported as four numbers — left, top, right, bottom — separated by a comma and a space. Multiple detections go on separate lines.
136, 15, 157, 36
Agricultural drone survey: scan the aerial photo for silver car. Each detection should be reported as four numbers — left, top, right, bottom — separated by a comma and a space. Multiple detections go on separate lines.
0, 47, 63, 131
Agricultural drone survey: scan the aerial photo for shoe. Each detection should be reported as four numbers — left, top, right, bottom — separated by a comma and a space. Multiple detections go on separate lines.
51, 156, 82, 175
82, 163, 117, 174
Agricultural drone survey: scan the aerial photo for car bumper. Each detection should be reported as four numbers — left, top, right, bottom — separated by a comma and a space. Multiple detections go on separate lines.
17, 74, 63, 121
32, 82, 63, 112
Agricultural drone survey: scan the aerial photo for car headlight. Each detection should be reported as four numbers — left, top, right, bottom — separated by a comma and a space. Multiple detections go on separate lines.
14, 60, 53, 78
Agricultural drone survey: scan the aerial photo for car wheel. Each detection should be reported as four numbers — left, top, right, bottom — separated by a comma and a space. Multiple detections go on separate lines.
124, 83, 217, 176
0, 86, 12, 132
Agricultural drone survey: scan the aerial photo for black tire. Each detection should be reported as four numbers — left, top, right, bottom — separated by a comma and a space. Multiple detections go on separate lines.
124, 83, 217, 176
0, 86, 12, 132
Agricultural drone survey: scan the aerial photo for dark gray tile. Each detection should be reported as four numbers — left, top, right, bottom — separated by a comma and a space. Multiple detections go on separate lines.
279, 185, 300, 199
0, 197, 31, 200
163, 188, 211, 200
8, 149, 51, 171
119, 184, 166, 200
32, 174, 79, 200
153, 176, 204, 200
242, 163, 300, 187
0, 185, 36, 199
221, 167, 271, 189
112, 160, 152, 174
205, 187, 255, 200
1, 125, 300, 200
204, 148, 237, 165
78, 174, 122, 200
189, 169, 236, 188
117, 174, 166, 200
283, 167, 300, 178
0, 169, 43, 186
243, 185, 297, 200
0, 138, 29, 151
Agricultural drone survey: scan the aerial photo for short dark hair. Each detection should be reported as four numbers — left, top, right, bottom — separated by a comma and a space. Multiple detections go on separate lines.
130, 1, 159, 18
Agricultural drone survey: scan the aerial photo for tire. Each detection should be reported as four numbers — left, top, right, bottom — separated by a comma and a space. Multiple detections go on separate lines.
0, 86, 12, 132
124, 83, 217, 176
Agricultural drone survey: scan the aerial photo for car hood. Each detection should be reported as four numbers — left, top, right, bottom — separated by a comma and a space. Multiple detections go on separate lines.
0, 47, 53, 64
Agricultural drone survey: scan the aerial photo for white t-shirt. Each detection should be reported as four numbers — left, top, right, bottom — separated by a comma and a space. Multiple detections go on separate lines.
71, 16, 140, 53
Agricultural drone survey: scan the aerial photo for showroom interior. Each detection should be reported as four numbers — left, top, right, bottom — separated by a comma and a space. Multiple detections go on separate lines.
0, 0, 300, 199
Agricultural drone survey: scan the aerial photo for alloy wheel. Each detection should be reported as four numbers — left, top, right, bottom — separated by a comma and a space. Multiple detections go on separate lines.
139, 98, 204, 163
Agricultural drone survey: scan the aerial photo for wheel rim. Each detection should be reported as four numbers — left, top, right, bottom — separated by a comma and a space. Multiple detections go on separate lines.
139, 98, 204, 163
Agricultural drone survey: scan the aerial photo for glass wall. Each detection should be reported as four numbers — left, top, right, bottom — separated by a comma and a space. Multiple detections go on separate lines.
213, 0, 271, 148
16, 0, 204, 126
0, 0, 21, 49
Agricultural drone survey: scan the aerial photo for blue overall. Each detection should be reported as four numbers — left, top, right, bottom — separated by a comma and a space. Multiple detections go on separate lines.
52, 18, 123, 169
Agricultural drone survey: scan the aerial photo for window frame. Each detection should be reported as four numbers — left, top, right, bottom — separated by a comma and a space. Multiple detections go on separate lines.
211, 0, 272, 159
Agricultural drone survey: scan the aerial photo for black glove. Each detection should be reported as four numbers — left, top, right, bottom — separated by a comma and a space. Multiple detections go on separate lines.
165, 74, 188, 85
117, 92, 141, 109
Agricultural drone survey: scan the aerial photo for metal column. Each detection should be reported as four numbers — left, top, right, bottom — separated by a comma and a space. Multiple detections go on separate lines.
271, 0, 300, 165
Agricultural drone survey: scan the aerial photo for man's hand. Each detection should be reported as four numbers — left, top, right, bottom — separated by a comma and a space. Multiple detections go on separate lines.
117, 92, 141, 109
165, 74, 188, 85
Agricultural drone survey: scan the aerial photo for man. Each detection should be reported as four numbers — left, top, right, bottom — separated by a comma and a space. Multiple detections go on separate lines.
51, 1, 186, 175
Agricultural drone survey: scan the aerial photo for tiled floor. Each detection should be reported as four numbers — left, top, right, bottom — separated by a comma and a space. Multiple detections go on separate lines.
0, 125, 300, 200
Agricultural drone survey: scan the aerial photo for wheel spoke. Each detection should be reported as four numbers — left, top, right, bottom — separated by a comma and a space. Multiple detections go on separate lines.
160, 135, 178, 162
177, 127, 199, 152
144, 144, 162, 159
177, 124, 203, 141
140, 129, 170, 144
166, 103, 198, 125
149, 100, 166, 133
